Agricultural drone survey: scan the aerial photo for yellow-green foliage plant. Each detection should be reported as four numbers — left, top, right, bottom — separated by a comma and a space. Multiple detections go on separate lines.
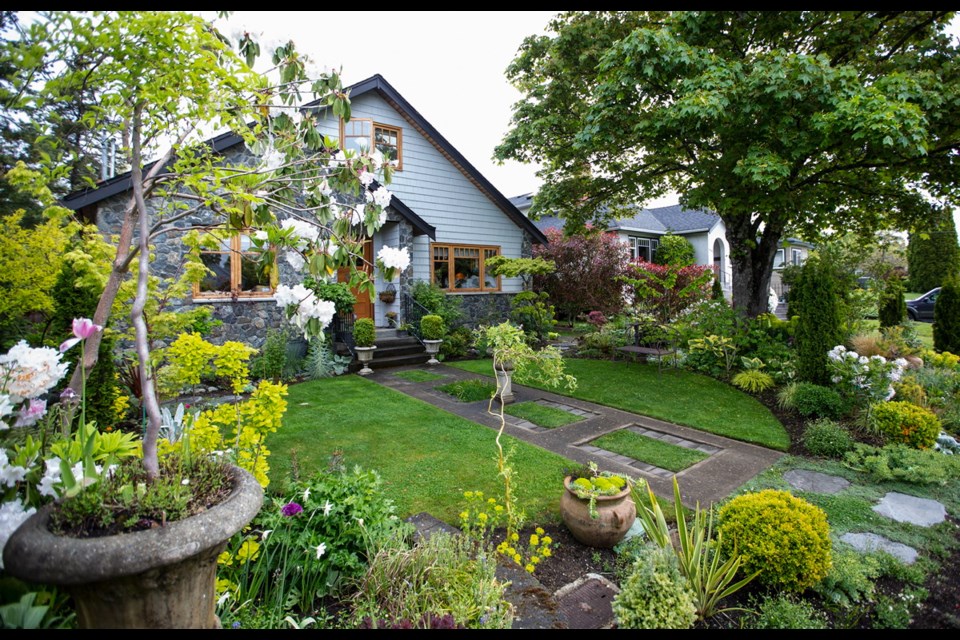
731, 369, 775, 394
868, 400, 941, 449
160, 332, 257, 397
632, 476, 760, 622
613, 544, 697, 629
717, 489, 832, 593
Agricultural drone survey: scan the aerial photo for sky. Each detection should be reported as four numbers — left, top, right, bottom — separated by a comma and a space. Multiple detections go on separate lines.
218, 11, 959, 229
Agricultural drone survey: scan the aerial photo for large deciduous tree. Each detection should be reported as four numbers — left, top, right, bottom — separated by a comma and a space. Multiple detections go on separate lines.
497, 11, 960, 317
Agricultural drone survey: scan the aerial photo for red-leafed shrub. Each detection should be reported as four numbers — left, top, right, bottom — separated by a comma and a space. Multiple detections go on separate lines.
620, 260, 714, 323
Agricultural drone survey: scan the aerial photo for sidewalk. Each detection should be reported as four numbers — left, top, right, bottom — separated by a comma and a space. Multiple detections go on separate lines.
366, 363, 784, 509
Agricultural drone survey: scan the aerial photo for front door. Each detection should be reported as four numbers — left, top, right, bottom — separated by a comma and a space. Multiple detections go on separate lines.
338, 239, 374, 320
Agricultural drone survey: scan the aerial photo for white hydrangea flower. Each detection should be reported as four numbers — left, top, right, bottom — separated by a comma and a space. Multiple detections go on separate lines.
0, 341, 69, 402
280, 218, 321, 249
358, 171, 375, 188
285, 250, 305, 272
372, 186, 392, 209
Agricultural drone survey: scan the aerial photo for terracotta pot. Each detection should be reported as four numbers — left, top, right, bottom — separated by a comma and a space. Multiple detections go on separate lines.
2, 465, 263, 629
560, 476, 636, 549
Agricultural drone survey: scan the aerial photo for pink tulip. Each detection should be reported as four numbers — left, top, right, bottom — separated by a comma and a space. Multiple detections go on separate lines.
59, 317, 103, 352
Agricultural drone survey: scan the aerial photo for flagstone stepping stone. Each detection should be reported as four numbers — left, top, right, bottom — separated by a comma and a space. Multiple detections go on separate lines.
783, 469, 850, 494
839, 532, 919, 565
872, 492, 946, 527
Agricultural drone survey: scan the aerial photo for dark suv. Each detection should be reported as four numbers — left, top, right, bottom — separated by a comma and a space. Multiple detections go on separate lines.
907, 287, 940, 322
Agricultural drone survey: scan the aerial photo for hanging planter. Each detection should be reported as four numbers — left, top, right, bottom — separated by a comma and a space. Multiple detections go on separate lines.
378, 283, 396, 304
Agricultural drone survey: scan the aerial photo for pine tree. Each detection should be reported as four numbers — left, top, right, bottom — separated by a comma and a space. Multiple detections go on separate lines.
878, 273, 906, 329
793, 256, 842, 385
908, 208, 960, 293
934, 274, 960, 355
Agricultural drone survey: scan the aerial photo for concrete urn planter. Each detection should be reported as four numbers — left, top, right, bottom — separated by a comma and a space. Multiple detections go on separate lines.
2, 465, 263, 629
355, 345, 377, 375
422, 339, 442, 365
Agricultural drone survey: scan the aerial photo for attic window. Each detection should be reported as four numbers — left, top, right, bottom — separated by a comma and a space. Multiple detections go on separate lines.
340, 119, 403, 170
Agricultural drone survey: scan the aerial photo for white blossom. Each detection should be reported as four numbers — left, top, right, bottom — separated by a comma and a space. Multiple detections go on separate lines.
358, 171, 375, 188
37, 456, 62, 499
315, 542, 327, 559
372, 186, 392, 209
285, 250, 305, 272
323, 500, 333, 517
0, 498, 35, 571
260, 146, 285, 173
377, 246, 410, 273
0, 341, 69, 403
280, 218, 321, 249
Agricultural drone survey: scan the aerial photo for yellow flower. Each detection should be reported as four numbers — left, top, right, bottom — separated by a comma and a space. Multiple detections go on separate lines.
510, 532, 519, 542
542, 536, 552, 546
464, 491, 473, 499
513, 553, 522, 564
525, 564, 536, 573
531, 556, 540, 564
535, 527, 545, 536
487, 497, 497, 504
494, 505, 504, 512
542, 548, 552, 558
529, 534, 540, 546
460, 510, 469, 521
217, 551, 234, 566
236, 539, 261, 564
478, 512, 488, 521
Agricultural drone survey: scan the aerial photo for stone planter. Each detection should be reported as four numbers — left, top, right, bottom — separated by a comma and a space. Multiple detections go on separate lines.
2, 465, 263, 629
493, 358, 515, 404
423, 339, 442, 365
560, 476, 636, 549
355, 345, 377, 375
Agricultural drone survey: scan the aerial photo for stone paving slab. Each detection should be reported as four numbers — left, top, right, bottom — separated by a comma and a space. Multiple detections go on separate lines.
873, 492, 947, 527
840, 532, 919, 565
784, 469, 851, 495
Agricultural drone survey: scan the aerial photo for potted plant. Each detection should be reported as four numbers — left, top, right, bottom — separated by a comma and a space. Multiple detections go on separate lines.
377, 283, 397, 304
560, 463, 637, 548
353, 317, 377, 375
385, 311, 399, 328
420, 314, 446, 365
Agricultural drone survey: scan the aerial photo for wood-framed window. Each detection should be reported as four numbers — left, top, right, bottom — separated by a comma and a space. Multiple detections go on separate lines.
340, 119, 403, 170
193, 229, 275, 299
628, 236, 659, 262
431, 243, 501, 292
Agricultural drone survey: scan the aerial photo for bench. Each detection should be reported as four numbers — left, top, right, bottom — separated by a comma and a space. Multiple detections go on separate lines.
616, 345, 677, 372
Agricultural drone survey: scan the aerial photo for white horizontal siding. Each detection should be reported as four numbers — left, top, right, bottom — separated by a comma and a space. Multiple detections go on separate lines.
324, 93, 527, 293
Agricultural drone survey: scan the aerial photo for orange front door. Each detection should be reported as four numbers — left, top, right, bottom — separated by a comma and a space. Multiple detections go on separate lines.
337, 240, 374, 320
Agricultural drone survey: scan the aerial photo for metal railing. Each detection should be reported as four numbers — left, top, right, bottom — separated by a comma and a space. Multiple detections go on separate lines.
401, 291, 434, 345
325, 312, 356, 355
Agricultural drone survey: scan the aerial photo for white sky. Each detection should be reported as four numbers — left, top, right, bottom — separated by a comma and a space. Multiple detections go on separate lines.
218, 11, 959, 229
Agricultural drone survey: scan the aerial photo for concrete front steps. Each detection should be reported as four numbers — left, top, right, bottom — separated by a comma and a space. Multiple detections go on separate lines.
348, 328, 429, 372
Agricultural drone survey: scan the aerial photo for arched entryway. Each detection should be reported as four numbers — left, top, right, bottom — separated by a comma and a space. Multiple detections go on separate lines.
712, 238, 725, 285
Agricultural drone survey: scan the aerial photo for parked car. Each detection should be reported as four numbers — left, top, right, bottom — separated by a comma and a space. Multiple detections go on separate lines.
907, 287, 940, 322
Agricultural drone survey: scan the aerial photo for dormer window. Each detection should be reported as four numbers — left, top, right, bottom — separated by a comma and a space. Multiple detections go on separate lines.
340, 119, 403, 170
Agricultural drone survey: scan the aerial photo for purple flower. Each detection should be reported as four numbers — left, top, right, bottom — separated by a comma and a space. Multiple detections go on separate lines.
59, 317, 103, 353
281, 502, 303, 517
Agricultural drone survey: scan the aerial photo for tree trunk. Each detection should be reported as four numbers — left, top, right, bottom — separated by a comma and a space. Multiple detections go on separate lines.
726, 213, 784, 318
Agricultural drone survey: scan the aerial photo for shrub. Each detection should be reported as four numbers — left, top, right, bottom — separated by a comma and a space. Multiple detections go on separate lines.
878, 274, 907, 328
348, 533, 512, 629
509, 291, 557, 346
251, 327, 289, 383
440, 325, 473, 360
868, 400, 941, 449
410, 280, 462, 330
717, 490, 832, 592
612, 544, 697, 630
533, 227, 629, 322
731, 369, 775, 394
802, 418, 854, 458
352, 317, 376, 347
580, 327, 626, 358
748, 594, 828, 630
934, 274, 960, 355
792, 256, 843, 385
787, 382, 846, 419
303, 339, 351, 379
303, 278, 354, 316
812, 546, 882, 608
217, 461, 413, 616
844, 443, 960, 485
892, 377, 927, 406
653, 231, 695, 267
420, 315, 445, 341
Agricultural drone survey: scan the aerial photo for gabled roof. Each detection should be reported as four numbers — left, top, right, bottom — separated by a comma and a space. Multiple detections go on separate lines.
305, 75, 547, 245
520, 201, 722, 237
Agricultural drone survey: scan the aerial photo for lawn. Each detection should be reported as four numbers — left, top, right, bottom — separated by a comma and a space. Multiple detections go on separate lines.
435, 378, 498, 402
591, 429, 710, 473
392, 369, 446, 383
266, 376, 578, 525
503, 401, 584, 428
861, 318, 933, 349
449, 358, 790, 451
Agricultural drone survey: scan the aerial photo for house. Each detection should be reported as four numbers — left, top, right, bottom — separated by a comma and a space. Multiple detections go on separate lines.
510, 193, 812, 306
59, 75, 547, 347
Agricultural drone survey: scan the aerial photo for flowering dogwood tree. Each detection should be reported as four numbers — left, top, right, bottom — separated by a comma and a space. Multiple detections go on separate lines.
15, 11, 409, 479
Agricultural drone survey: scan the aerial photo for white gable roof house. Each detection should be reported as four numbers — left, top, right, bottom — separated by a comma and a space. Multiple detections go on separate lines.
60, 76, 546, 366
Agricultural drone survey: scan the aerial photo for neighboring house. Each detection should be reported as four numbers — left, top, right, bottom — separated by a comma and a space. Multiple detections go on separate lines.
511, 193, 812, 306
59, 75, 547, 347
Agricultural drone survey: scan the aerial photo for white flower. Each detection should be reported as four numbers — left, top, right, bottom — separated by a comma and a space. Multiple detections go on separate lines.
0, 449, 27, 487
303, 487, 311, 503
0, 341, 69, 402
322, 500, 332, 517
260, 146, 285, 173
285, 250, 305, 272
350, 204, 365, 226
261, 529, 274, 542
181, 478, 190, 486
37, 457, 62, 499
253, 230, 269, 242
315, 542, 327, 559
274, 284, 312, 309
377, 246, 410, 273
358, 171, 375, 188
372, 186, 392, 209
0, 498, 35, 570
217, 590, 231, 607
280, 218, 321, 249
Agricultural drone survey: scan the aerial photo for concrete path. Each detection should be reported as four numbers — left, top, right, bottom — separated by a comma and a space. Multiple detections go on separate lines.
367, 363, 785, 509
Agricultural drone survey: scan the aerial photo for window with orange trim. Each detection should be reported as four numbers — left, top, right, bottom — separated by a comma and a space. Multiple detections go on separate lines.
431, 243, 500, 292
193, 229, 275, 299
340, 119, 402, 170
